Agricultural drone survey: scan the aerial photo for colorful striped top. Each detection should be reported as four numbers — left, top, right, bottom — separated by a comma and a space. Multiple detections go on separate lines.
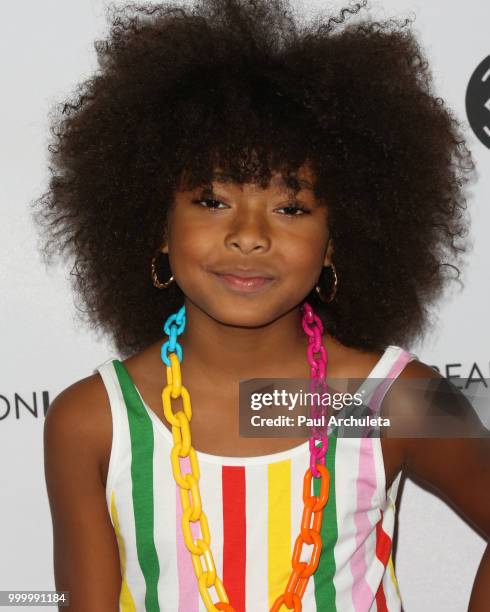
95, 344, 417, 612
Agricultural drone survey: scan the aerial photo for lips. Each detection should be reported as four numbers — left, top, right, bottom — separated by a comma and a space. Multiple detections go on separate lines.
210, 268, 276, 293
210, 267, 275, 279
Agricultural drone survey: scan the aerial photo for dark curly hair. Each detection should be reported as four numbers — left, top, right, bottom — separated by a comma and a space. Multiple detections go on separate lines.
33, 0, 474, 358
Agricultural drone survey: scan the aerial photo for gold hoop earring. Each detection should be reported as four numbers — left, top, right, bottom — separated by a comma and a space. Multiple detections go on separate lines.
151, 256, 174, 289
315, 263, 338, 303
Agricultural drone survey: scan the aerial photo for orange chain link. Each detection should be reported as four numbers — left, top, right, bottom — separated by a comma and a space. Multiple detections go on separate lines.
162, 351, 330, 611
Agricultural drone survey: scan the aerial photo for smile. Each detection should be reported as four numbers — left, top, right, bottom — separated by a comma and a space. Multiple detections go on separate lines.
212, 273, 275, 294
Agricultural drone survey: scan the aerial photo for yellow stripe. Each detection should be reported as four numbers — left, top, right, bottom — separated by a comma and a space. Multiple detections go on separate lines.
110, 490, 137, 612
387, 498, 401, 600
387, 554, 401, 599
268, 460, 291, 608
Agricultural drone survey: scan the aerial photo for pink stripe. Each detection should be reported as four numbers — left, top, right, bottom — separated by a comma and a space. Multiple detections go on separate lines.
176, 456, 200, 612
350, 349, 414, 610
369, 351, 414, 418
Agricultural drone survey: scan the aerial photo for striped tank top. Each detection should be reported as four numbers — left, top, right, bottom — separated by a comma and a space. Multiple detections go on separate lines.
95, 344, 417, 612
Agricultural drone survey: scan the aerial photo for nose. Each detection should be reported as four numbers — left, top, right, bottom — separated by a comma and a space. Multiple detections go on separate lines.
225, 208, 271, 254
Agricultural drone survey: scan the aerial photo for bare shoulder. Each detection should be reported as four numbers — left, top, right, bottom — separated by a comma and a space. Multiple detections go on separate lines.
390, 357, 484, 436
44, 372, 121, 609
45, 371, 113, 488
397, 357, 440, 379
389, 358, 490, 538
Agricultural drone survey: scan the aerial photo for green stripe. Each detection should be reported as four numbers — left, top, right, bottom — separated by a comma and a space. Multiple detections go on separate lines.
113, 360, 160, 612
313, 434, 338, 610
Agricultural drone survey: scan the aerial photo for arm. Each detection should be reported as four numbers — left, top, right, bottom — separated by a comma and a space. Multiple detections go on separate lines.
44, 377, 121, 611
394, 361, 490, 611
468, 544, 490, 611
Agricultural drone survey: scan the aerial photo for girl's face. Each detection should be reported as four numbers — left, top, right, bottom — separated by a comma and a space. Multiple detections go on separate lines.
162, 161, 332, 327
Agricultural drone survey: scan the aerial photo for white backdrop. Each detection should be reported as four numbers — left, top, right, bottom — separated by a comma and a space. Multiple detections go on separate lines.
1, 1, 489, 610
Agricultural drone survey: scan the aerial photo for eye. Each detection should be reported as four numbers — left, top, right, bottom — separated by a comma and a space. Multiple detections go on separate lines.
276, 203, 311, 216
190, 197, 311, 216
191, 198, 228, 211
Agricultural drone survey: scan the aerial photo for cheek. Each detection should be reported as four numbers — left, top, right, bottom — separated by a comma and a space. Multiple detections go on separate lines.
168, 231, 212, 274
286, 230, 326, 266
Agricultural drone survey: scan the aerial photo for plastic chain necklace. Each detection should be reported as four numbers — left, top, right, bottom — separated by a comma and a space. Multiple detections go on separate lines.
160, 302, 330, 612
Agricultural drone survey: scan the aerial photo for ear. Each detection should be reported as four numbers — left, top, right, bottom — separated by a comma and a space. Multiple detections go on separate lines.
323, 238, 334, 267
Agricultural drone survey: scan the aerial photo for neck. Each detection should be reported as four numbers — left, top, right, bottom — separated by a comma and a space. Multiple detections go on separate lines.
171, 299, 338, 385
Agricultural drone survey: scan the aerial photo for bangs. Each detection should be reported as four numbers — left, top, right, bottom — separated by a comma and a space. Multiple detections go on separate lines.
170, 62, 319, 194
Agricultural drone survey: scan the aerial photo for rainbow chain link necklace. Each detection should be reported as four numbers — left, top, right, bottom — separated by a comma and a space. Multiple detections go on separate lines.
161, 301, 330, 611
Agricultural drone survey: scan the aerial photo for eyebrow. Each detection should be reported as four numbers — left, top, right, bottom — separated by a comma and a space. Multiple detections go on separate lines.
209, 172, 314, 191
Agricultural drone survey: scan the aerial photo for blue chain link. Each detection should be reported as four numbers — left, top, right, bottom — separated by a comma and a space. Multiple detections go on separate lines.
161, 304, 186, 366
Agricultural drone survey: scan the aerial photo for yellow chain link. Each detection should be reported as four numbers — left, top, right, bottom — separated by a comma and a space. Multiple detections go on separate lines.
162, 351, 330, 612
164, 352, 233, 612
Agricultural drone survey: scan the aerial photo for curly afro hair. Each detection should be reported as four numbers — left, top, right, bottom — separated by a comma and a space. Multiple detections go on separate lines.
33, 0, 474, 358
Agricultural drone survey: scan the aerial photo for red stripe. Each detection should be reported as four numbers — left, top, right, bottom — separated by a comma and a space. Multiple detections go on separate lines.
376, 510, 391, 567
375, 510, 392, 566
375, 509, 391, 612
222, 466, 246, 612
375, 581, 388, 612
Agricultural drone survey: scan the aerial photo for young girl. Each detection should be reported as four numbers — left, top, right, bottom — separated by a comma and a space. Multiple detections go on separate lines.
37, 0, 490, 610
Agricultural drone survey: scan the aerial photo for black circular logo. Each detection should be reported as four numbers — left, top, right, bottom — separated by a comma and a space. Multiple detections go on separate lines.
466, 55, 490, 149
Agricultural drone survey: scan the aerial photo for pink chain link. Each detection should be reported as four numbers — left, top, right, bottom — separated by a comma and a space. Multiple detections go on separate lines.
301, 302, 329, 478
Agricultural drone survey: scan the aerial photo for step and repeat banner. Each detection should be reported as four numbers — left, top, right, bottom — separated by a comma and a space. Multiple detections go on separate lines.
1, 1, 489, 610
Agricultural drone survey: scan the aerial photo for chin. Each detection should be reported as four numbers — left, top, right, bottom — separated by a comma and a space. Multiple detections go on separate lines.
215, 311, 274, 328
